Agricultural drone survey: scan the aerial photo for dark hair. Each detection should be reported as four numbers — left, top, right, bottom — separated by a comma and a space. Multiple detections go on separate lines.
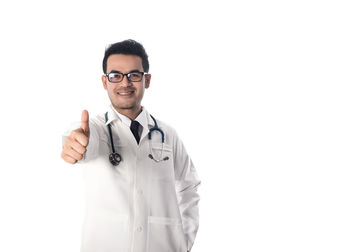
102, 39, 149, 74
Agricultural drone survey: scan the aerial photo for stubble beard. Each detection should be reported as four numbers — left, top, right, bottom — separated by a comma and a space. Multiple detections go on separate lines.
116, 103, 136, 110
108, 88, 143, 114
113, 98, 140, 112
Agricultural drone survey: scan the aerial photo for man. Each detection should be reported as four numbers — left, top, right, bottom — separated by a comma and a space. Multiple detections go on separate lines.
61, 39, 200, 252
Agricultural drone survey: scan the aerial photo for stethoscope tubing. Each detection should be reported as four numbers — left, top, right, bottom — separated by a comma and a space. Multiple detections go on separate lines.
105, 112, 116, 154
105, 112, 168, 165
148, 114, 164, 143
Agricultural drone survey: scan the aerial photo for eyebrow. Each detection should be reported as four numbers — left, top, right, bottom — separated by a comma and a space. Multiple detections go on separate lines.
109, 69, 142, 74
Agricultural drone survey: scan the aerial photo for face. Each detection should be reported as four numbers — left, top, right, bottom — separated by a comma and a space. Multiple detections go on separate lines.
102, 54, 151, 114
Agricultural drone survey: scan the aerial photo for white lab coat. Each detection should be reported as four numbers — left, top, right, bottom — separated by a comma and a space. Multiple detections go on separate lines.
62, 105, 200, 252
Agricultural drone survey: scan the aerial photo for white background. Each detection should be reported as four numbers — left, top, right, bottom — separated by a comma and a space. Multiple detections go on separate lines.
0, 0, 349, 251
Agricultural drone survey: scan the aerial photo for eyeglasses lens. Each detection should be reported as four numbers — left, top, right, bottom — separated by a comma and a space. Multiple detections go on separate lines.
108, 72, 143, 83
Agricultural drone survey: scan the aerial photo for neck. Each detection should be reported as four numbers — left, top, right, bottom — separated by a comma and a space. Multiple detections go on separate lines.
114, 105, 142, 121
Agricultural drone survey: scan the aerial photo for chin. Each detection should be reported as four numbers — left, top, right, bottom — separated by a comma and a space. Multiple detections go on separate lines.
115, 103, 137, 110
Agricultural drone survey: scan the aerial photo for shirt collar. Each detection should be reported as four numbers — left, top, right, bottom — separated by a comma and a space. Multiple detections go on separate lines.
105, 104, 155, 128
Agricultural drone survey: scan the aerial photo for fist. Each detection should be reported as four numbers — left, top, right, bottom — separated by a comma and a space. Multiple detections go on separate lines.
61, 110, 90, 164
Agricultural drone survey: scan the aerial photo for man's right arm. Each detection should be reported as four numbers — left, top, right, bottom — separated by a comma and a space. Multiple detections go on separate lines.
61, 110, 90, 164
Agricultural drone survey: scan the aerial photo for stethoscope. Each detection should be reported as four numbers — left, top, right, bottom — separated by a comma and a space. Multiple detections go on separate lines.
105, 112, 169, 166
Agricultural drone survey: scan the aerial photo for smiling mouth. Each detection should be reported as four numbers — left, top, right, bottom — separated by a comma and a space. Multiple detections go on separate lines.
117, 91, 135, 97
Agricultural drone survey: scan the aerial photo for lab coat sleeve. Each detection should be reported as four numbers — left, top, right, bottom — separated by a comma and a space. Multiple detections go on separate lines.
61, 119, 100, 163
173, 130, 201, 252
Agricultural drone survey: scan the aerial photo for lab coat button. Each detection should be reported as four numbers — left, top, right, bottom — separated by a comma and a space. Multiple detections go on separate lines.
137, 226, 143, 232
137, 189, 143, 195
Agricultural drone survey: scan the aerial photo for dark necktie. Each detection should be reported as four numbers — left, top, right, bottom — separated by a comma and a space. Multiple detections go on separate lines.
130, 120, 141, 144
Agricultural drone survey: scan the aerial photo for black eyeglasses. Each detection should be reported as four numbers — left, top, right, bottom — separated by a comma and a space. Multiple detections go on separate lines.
104, 71, 148, 83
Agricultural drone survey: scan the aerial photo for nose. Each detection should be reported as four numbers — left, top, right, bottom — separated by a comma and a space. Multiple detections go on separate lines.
119, 75, 132, 87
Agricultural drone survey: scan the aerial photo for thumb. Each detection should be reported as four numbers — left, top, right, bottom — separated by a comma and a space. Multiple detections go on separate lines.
80, 110, 90, 136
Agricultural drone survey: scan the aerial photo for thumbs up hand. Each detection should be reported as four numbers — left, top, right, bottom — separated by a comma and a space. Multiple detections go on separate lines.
61, 110, 91, 164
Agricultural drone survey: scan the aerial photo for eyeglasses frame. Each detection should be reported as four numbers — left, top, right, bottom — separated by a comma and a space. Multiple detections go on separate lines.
104, 71, 149, 83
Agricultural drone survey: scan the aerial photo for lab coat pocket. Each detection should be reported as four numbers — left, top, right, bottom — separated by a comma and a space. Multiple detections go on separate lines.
147, 216, 186, 252
150, 144, 174, 181
81, 212, 129, 252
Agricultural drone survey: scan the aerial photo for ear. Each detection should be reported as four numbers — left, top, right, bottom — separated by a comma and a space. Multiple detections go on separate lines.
145, 74, 151, 89
102, 75, 107, 90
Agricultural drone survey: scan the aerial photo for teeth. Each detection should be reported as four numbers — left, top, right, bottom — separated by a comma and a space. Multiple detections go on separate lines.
119, 92, 133, 95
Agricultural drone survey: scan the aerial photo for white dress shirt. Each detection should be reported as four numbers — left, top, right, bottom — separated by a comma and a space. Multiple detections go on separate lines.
111, 105, 147, 140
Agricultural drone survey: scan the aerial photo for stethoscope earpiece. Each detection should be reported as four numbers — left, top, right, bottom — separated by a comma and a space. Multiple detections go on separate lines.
148, 154, 169, 162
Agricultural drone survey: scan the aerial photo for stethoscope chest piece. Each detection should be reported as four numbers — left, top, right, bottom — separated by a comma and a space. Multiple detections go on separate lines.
109, 152, 122, 166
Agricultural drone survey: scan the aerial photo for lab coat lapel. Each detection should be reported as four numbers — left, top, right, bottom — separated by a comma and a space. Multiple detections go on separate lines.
105, 105, 138, 147
105, 105, 120, 126
139, 110, 155, 144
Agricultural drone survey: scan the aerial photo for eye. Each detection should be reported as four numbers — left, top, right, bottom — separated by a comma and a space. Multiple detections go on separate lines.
108, 73, 122, 82
130, 73, 140, 78
129, 72, 142, 81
